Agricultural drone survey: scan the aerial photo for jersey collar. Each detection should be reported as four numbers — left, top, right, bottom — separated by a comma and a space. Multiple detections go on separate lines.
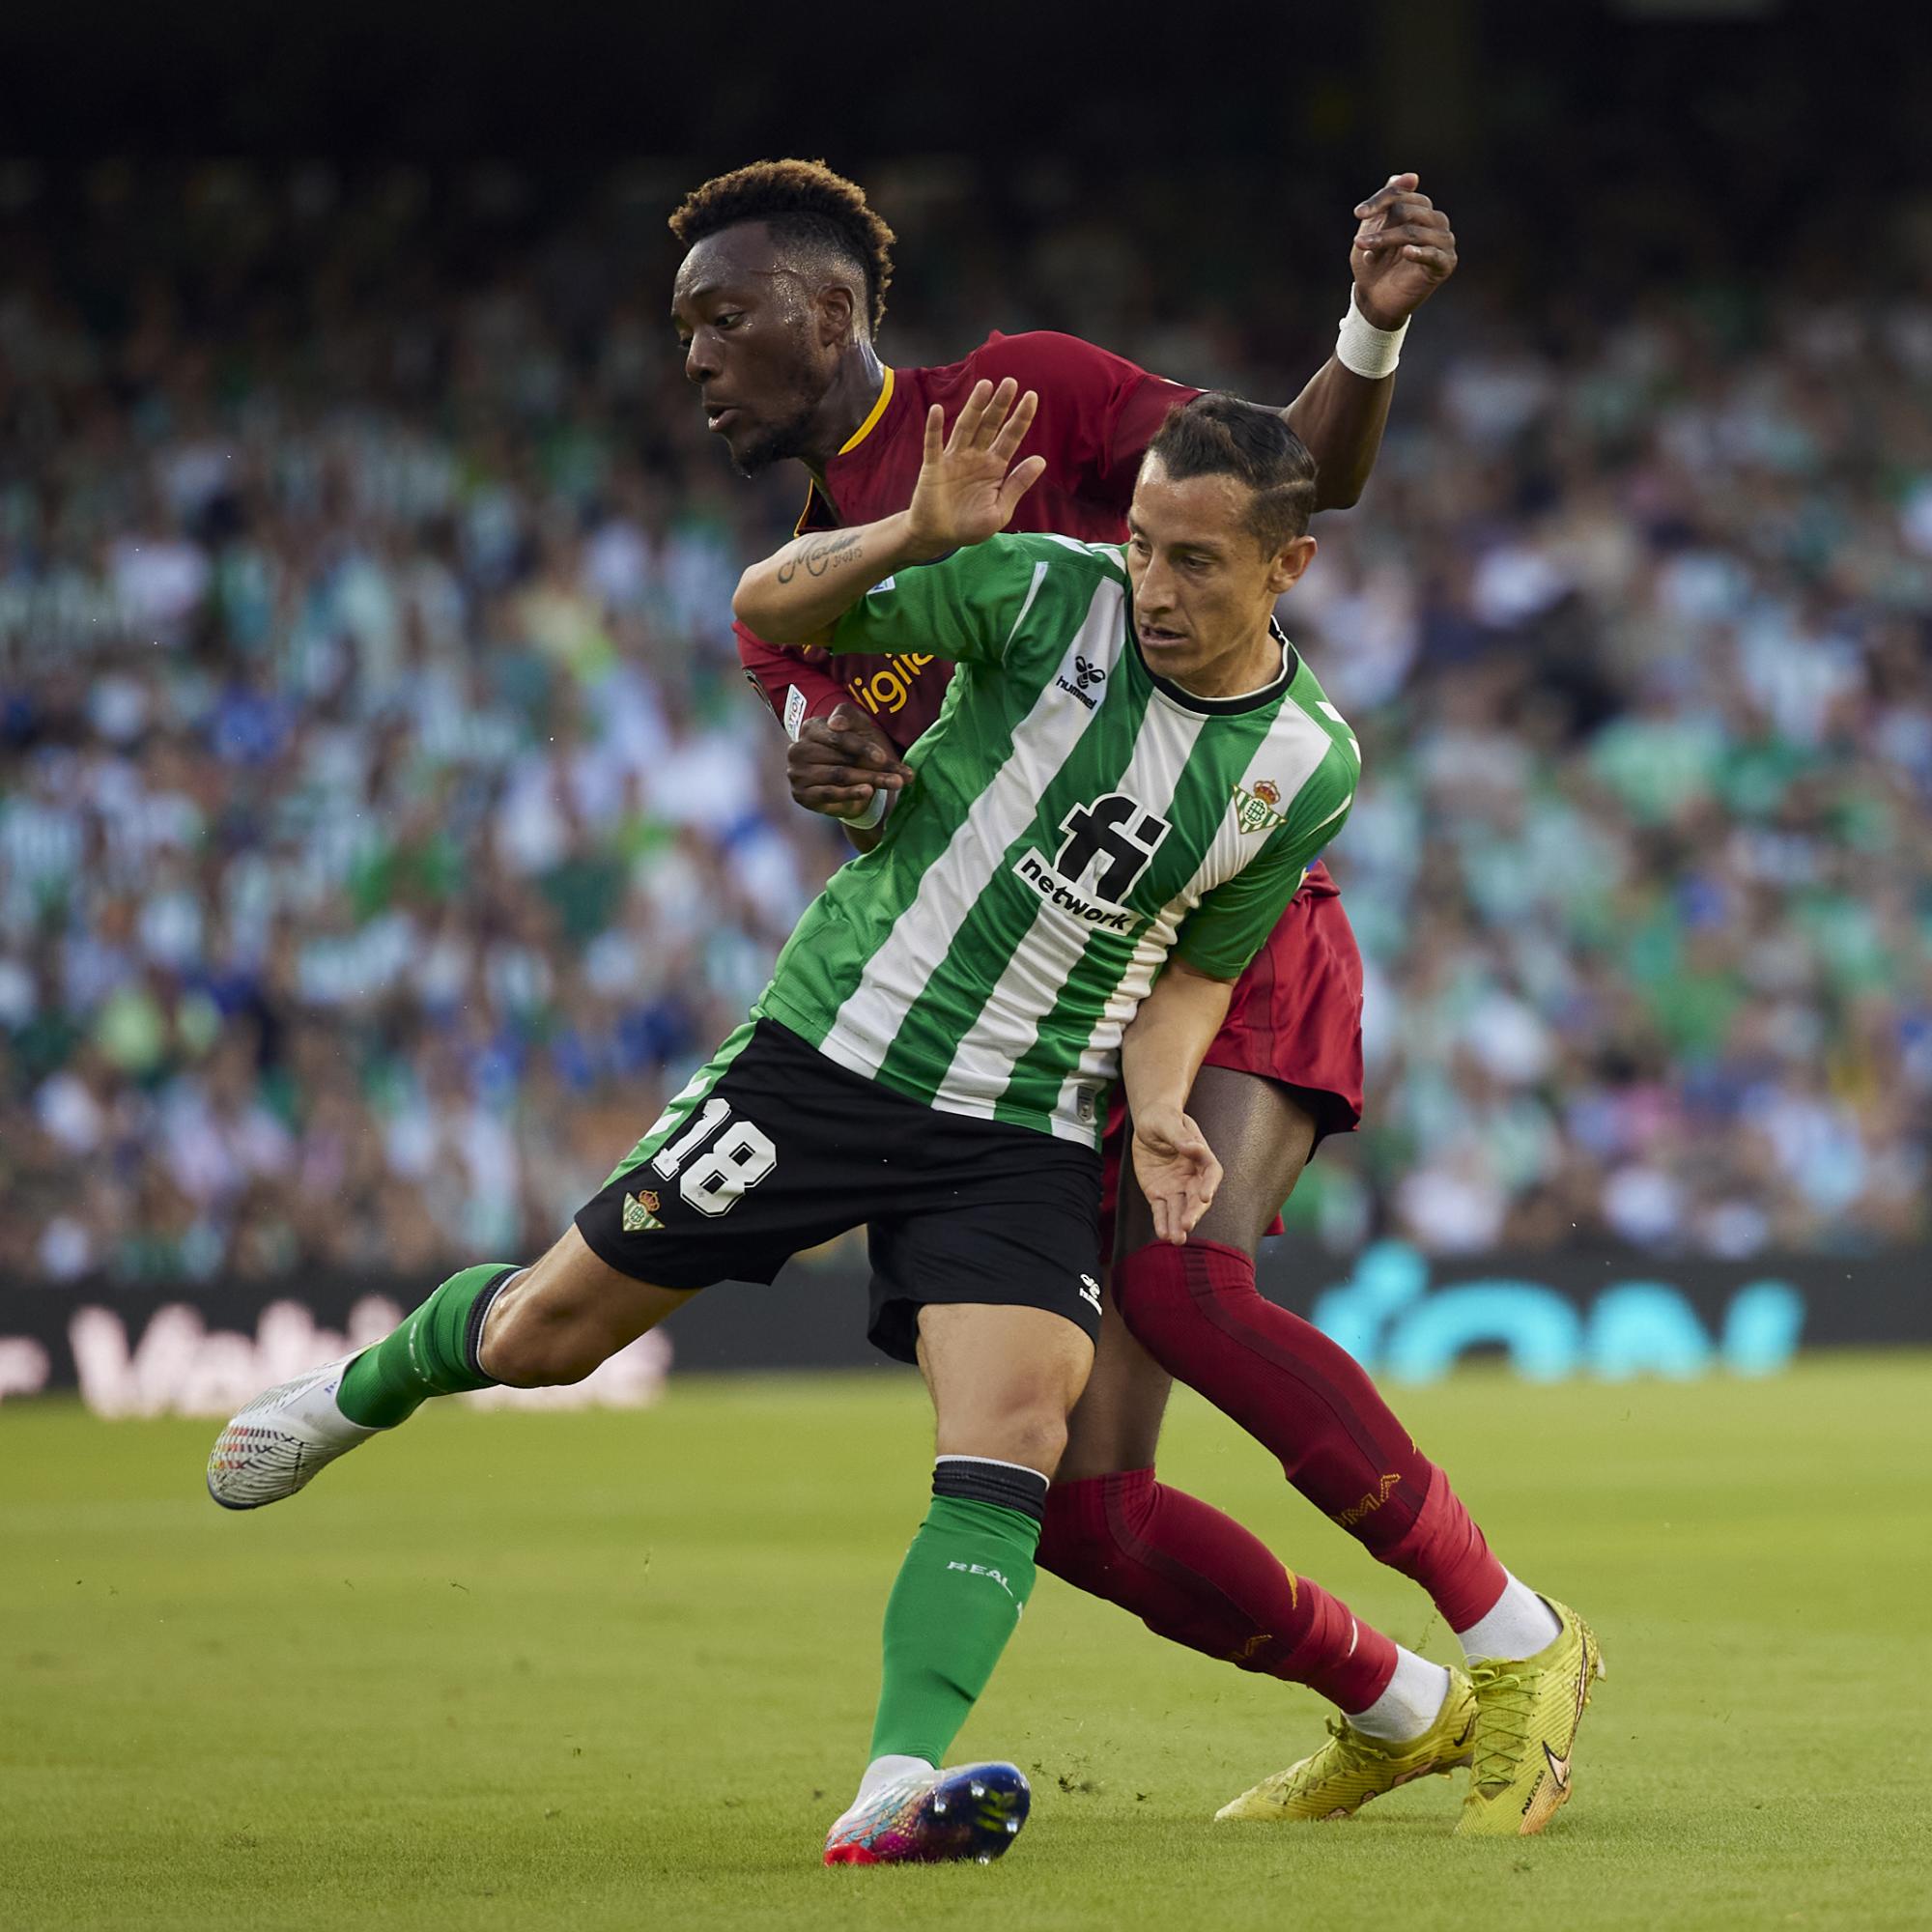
838, 364, 895, 454
1129, 613, 1300, 716
794, 366, 896, 535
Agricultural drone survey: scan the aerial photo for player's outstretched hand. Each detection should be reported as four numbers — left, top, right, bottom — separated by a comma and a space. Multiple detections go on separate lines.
905, 378, 1048, 558
1350, 172, 1457, 330
789, 701, 912, 821
1131, 1105, 1223, 1247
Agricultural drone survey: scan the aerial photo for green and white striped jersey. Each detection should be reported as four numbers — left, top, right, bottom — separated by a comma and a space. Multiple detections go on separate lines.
756, 533, 1359, 1145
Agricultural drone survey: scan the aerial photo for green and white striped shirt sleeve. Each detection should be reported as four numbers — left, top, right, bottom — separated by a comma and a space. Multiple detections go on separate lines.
828, 534, 1049, 666
1173, 742, 1358, 980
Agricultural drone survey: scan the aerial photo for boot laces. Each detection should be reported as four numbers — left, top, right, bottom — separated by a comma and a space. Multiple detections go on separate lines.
1468, 1662, 1540, 1789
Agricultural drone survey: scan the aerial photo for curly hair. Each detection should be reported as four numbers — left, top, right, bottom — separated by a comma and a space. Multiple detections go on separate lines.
669, 158, 895, 334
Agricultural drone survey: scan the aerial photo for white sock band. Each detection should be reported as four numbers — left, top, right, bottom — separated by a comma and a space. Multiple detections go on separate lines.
1347, 1646, 1450, 1743
854, 1753, 934, 1806
1335, 286, 1409, 380
1455, 1573, 1563, 1662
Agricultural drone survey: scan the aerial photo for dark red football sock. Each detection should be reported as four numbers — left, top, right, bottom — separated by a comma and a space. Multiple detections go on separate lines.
1113, 1238, 1508, 1633
1037, 1468, 1396, 1713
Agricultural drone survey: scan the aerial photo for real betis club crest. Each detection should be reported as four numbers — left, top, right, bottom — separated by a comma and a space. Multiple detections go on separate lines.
622, 1189, 664, 1233
1232, 777, 1288, 836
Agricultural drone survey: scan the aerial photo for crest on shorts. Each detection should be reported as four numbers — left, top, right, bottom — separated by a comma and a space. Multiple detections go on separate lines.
622, 1189, 664, 1233
1232, 777, 1288, 836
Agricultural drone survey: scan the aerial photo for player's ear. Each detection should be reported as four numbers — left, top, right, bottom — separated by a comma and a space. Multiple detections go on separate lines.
814, 280, 857, 349
1266, 533, 1317, 596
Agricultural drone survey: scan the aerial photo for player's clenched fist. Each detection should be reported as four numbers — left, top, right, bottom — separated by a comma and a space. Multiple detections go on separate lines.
1350, 172, 1458, 330
789, 701, 911, 822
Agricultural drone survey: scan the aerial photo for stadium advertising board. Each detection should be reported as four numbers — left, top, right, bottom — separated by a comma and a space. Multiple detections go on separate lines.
0, 1240, 1916, 1414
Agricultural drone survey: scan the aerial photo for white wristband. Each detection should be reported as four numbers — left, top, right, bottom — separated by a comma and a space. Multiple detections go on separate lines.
842, 787, 890, 832
1335, 287, 1409, 381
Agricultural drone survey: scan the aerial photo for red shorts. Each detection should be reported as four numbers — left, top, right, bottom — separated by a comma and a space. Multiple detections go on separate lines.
1098, 862, 1365, 1255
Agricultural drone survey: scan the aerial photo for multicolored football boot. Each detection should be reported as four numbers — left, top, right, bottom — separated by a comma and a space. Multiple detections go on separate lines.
1215, 1667, 1478, 1823
1457, 1598, 1605, 1836
823, 1762, 1031, 1865
206, 1354, 379, 1510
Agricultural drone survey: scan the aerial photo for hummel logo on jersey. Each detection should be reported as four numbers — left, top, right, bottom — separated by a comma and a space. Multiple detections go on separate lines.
621, 1190, 663, 1233
1054, 653, 1109, 709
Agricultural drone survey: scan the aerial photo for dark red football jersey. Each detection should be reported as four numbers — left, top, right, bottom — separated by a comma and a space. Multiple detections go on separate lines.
736, 330, 1201, 750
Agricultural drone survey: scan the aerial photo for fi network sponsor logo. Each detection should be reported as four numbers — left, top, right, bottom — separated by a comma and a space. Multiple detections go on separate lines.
1012, 851, 1141, 932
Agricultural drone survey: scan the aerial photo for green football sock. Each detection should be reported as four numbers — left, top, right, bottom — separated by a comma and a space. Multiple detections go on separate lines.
868, 1490, 1043, 1767
335, 1263, 519, 1428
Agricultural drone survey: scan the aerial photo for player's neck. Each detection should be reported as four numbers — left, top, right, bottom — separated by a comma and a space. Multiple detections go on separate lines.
1172, 622, 1287, 701
801, 343, 889, 475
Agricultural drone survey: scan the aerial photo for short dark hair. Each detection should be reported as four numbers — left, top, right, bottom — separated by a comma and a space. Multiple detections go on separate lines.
669, 158, 895, 334
1145, 394, 1318, 552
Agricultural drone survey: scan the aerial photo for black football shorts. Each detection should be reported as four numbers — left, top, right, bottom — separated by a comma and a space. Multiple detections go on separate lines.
575, 1017, 1104, 1363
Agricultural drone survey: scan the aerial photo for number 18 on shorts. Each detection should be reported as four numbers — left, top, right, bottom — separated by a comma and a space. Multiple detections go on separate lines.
573, 1018, 1106, 1364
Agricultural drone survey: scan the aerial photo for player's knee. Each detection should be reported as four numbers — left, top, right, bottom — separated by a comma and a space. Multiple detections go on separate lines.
939, 1392, 1069, 1480
993, 1406, 1068, 1478
479, 1282, 606, 1387
1013, 1406, 1070, 1478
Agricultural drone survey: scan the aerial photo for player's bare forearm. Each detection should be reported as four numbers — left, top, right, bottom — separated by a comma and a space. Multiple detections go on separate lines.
1122, 960, 1234, 1124
1283, 360, 1393, 514
1283, 172, 1459, 512
1121, 960, 1233, 1244
732, 512, 932, 647
736, 378, 1048, 646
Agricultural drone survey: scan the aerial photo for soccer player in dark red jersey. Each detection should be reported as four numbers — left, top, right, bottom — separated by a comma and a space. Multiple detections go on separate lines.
669, 161, 1600, 1835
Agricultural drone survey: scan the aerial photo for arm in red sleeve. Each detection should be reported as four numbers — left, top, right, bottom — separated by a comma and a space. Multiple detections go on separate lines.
735, 620, 851, 738
967, 332, 1202, 518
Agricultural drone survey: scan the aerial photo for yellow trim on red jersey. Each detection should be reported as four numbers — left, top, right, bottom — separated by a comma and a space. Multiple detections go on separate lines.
794, 367, 896, 533
838, 364, 895, 455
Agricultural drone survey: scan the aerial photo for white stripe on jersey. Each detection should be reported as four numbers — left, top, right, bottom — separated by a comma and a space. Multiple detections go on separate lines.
1000, 559, 1051, 663
1053, 695, 1343, 1123
816, 576, 1122, 1085
941, 668, 1210, 1142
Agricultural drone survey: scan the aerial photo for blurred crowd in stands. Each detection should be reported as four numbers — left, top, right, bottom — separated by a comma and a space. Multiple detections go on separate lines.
3, 159, 1929, 1283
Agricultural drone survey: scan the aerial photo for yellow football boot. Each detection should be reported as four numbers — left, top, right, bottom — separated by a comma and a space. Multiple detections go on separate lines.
1456, 1598, 1605, 1837
1215, 1667, 1477, 1823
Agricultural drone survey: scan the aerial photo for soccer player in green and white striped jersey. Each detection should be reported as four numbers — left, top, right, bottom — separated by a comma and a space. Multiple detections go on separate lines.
205, 379, 1365, 1865
744, 390, 1358, 1167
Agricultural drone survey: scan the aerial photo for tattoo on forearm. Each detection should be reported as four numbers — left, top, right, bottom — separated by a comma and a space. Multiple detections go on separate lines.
776, 530, 865, 584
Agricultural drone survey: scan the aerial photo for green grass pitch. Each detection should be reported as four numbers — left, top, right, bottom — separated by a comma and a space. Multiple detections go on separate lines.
4, 1355, 1930, 1931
